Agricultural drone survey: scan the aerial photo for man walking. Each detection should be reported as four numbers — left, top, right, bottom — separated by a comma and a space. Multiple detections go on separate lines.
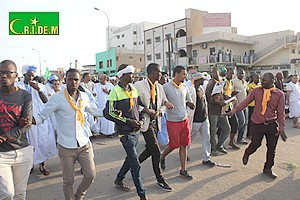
33, 69, 103, 200
104, 64, 147, 200
0, 60, 33, 199
188, 73, 215, 167
160, 65, 195, 179
134, 63, 174, 191
206, 68, 230, 155
225, 73, 287, 179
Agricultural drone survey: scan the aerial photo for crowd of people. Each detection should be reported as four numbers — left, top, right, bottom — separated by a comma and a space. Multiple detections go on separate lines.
0, 59, 294, 200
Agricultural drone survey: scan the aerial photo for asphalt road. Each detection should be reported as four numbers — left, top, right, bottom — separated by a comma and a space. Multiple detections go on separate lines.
26, 118, 300, 200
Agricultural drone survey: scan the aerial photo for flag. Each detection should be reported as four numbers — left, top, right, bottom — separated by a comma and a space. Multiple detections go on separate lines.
44, 67, 51, 80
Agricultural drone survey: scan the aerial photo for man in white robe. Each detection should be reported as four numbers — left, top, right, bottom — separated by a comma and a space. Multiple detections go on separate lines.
94, 74, 115, 137
15, 65, 57, 176
286, 75, 300, 128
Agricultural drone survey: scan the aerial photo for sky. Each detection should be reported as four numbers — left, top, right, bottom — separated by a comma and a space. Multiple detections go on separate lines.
0, 0, 299, 75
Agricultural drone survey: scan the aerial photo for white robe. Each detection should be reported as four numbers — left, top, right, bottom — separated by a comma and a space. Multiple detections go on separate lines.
287, 82, 300, 118
16, 82, 57, 165
94, 82, 115, 135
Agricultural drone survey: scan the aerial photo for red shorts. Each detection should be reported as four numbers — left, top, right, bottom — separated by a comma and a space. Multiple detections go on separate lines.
166, 118, 191, 148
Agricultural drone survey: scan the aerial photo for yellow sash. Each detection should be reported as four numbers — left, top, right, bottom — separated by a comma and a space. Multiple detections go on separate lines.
64, 89, 84, 126
172, 80, 182, 89
261, 85, 276, 115
147, 77, 157, 104
124, 90, 134, 111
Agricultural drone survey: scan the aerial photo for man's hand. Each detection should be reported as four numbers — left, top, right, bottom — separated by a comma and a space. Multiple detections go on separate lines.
29, 81, 40, 91
0, 135, 7, 144
276, 131, 287, 142
143, 108, 156, 118
165, 101, 174, 109
128, 120, 142, 130
102, 88, 109, 94
19, 116, 31, 127
187, 102, 195, 110
222, 111, 234, 117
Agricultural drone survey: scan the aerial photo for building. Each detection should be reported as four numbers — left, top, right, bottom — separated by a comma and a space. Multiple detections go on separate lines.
144, 8, 300, 78
95, 48, 144, 76
96, 21, 160, 75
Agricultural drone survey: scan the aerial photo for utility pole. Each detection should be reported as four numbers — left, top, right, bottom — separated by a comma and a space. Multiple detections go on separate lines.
75, 60, 78, 69
167, 35, 172, 78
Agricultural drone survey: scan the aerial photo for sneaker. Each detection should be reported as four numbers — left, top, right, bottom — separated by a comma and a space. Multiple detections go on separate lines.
160, 159, 166, 170
202, 160, 216, 167
179, 170, 193, 180
217, 147, 228, 154
157, 180, 173, 192
237, 139, 248, 145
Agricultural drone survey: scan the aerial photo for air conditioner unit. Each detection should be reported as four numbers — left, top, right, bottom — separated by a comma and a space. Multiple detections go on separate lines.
202, 43, 207, 49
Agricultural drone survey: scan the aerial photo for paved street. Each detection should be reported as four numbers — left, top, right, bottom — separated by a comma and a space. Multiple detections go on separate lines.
27, 118, 300, 200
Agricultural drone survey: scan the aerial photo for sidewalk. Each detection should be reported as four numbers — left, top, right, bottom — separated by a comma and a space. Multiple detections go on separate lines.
27, 119, 300, 200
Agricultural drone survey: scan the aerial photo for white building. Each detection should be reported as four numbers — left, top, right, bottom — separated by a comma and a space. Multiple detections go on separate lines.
108, 22, 160, 50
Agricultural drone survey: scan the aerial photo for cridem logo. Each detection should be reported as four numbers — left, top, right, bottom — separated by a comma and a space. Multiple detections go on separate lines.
9, 12, 59, 35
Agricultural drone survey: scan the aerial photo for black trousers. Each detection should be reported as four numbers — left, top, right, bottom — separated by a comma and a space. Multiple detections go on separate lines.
247, 106, 254, 137
245, 122, 279, 170
139, 123, 164, 183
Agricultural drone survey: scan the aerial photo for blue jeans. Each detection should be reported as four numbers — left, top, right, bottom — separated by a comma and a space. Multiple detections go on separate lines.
116, 133, 145, 197
236, 108, 248, 142
208, 115, 230, 152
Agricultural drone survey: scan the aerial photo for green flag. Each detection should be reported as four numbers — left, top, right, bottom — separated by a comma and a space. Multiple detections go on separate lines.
44, 67, 51, 80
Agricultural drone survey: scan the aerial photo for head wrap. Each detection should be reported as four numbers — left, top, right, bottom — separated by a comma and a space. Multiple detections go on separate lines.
117, 65, 135, 78
22, 65, 37, 75
109, 76, 116, 81
49, 75, 59, 82
191, 73, 205, 84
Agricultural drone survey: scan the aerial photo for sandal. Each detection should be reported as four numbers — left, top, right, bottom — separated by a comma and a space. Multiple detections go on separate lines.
39, 163, 50, 176
114, 180, 131, 191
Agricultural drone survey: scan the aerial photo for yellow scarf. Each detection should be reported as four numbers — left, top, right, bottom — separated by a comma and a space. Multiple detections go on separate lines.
261, 85, 276, 115
124, 89, 134, 111
64, 88, 84, 126
225, 79, 233, 96
147, 77, 157, 104
172, 80, 182, 89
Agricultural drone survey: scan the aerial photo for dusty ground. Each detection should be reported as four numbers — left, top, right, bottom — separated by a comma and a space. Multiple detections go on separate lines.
27, 118, 300, 200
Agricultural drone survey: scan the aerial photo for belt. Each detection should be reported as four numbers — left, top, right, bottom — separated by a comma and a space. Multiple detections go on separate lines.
255, 119, 277, 126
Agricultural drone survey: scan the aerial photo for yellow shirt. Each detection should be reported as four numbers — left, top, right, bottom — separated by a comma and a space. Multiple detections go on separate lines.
248, 82, 261, 106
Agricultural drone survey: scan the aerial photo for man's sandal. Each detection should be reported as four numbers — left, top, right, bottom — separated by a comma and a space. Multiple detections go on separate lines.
114, 180, 131, 191
39, 163, 50, 176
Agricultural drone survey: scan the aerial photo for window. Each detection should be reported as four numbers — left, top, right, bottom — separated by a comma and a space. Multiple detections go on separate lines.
133, 42, 137, 45
133, 31, 137, 34
122, 34, 124, 38
139, 42, 141, 45
129, 56, 133, 59
116, 35, 120, 39
292, 46, 296, 54
99, 61, 103, 69
165, 33, 171, 38
146, 39, 151, 45
107, 59, 112, 68
146, 55, 152, 61
192, 50, 197, 58
116, 56, 119, 61
155, 36, 161, 43
122, 44, 125, 47
117, 45, 120, 47
140, 58, 143, 62
165, 52, 171, 58
155, 53, 161, 59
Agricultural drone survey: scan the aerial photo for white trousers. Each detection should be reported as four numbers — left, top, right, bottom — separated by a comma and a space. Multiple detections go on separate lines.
189, 119, 211, 162
0, 145, 33, 200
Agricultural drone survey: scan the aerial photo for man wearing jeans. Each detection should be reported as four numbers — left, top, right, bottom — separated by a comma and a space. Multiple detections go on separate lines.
206, 68, 230, 155
0, 60, 33, 200
104, 64, 147, 200
232, 69, 249, 144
